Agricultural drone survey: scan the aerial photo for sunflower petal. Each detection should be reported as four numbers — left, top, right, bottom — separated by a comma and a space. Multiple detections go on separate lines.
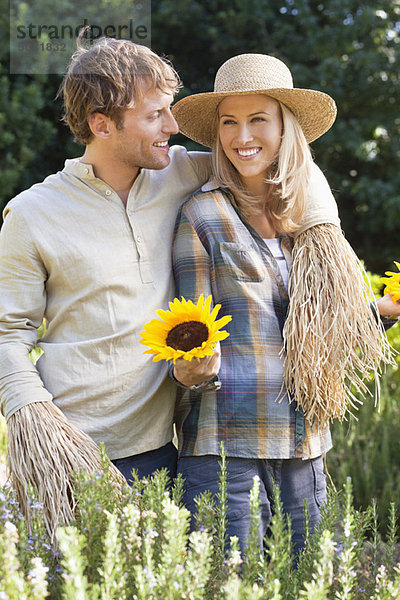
209, 303, 222, 322
199, 294, 211, 320
381, 261, 400, 304
213, 330, 230, 342
212, 315, 233, 330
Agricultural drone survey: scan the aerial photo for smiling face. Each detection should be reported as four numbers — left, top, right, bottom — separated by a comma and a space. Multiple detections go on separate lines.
218, 94, 282, 194
111, 85, 179, 172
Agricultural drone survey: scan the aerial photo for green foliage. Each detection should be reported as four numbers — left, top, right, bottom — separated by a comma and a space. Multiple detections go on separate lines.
335, 478, 362, 599
0, 53, 81, 216
241, 475, 263, 586
214, 442, 229, 566
2, 466, 400, 599
0, 416, 7, 462
329, 377, 400, 535
327, 265, 400, 534
262, 480, 294, 598
298, 531, 335, 599
0, 0, 78, 216
57, 526, 89, 600
1, 0, 399, 273
29, 319, 47, 366
151, 0, 400, 273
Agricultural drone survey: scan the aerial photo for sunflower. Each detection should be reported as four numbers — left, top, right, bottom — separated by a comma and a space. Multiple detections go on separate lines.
140, 294, 232, 363
381, 261, 400, 303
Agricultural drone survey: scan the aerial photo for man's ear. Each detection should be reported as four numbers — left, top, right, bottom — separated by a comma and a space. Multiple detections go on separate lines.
88, 113, 113, 139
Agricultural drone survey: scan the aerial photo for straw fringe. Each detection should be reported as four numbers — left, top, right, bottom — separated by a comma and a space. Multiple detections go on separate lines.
7, 401, 125, 542
283, 224, 394, 429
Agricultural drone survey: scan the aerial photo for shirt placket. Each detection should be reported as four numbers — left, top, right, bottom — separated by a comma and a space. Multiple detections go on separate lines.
125, 206, 152, 284
89, 175, 154, 285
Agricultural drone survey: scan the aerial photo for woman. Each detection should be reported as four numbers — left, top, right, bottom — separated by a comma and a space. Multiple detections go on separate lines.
170, 53, 399, 555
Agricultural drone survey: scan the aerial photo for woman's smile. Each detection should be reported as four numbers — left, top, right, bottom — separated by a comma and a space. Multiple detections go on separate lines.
235, 146, 262, 158
218, 94, 282, 192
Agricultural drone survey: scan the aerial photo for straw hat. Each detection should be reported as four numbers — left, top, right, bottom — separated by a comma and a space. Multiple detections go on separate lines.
172, 53, 337, 147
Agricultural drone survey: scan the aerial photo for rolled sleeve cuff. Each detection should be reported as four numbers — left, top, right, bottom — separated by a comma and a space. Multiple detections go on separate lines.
0, 346, 53, 421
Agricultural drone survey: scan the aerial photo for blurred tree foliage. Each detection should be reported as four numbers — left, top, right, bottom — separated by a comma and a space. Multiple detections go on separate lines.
1, 0, 399, 273
151, 0, 400, 273
0, 0, 78, 208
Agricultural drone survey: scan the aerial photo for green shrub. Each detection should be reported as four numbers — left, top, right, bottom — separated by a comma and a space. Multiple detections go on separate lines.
1, 450, 400, 600
328, 268, 400, 534
329, 375, 400, 535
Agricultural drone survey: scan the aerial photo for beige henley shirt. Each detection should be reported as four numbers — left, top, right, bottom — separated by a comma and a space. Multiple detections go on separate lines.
0, 146, 210, 459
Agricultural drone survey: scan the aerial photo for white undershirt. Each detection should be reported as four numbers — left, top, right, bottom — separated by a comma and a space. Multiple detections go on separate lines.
264, 238, 289, 290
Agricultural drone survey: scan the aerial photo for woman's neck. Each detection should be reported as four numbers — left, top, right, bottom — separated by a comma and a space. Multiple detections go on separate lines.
238, 182, 278, 238
247, 212, 278, 238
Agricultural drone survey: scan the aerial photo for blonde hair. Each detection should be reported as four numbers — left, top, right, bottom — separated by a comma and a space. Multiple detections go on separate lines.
59, 34, 181, 145
212, 100, 312, 233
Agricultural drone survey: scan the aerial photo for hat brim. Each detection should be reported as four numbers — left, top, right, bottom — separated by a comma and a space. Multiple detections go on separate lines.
172, 88, 336, 147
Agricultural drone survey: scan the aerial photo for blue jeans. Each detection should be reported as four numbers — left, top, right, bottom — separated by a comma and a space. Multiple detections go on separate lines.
177, 454, 326, 556
112, 441, 177, 484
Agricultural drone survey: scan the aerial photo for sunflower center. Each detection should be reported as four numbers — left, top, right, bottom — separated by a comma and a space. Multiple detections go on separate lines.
166, 320, 209, 352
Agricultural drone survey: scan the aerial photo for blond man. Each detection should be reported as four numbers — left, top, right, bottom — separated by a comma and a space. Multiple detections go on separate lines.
0, 37, 210, 486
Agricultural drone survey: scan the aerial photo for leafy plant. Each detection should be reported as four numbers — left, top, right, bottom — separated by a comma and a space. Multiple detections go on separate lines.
1, 455, 400, 599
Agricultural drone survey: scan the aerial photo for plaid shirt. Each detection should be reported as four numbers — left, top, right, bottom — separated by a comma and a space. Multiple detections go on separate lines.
172, 180, 332, 460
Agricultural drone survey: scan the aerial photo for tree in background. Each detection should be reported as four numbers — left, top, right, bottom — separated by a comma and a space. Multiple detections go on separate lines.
1, 0, 399, 273
0, 0, 76, 210
151, 0, 400, 273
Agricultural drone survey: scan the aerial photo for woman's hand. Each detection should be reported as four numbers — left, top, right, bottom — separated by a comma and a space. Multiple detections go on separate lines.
173, 342, 221, 387
376, 294, 400, 317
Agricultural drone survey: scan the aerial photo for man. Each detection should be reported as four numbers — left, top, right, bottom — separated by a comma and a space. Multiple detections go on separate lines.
0, 37, 212, 493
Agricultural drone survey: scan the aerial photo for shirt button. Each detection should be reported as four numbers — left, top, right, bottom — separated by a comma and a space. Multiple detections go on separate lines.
137, 236, 142, 244
105, 189, 112, 196
85, 168, 90, 175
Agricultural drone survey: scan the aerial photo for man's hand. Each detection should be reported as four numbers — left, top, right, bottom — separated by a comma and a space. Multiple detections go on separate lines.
173, 342, 221, 387
376, 294, 400, 318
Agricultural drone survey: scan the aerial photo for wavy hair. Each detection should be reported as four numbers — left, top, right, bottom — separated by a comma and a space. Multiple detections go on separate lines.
212, 101, 312, 234
59, 33, 181, 145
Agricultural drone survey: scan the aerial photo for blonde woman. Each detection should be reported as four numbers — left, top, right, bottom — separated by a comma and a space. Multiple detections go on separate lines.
171, 54, 400, 556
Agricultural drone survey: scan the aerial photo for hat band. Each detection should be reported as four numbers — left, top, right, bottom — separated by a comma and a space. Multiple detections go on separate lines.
215, 73, 294, 94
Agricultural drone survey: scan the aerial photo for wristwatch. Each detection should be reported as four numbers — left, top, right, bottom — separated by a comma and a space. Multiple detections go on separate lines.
380, 314, 399, 328
188, 376, 221, 392
172, 372, 221, 392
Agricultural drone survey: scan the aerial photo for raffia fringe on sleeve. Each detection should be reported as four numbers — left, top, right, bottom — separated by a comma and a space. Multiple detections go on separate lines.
7, 401, 126, 543
283, 223, 394, 429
